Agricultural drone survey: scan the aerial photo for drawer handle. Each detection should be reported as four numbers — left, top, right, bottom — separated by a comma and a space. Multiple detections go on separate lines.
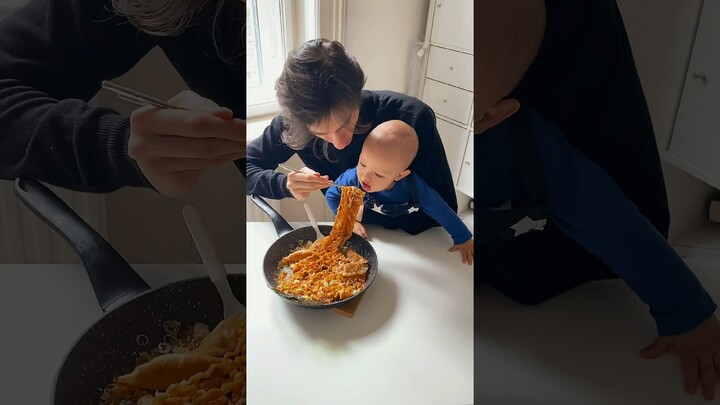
449, 66, 453, 70
443, 99, 448, 103
693, 71, 707, 83
437, 2, 442, 7
464, 161, 470, 165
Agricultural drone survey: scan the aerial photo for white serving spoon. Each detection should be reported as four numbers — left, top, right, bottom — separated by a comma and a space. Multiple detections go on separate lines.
303, 202, 324, 241
276, 164, 325, 241
182, 203, 245, 318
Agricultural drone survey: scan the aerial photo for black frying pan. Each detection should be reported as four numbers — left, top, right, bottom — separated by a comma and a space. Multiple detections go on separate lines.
13, 178, 246, 405
250, 194, 378, 309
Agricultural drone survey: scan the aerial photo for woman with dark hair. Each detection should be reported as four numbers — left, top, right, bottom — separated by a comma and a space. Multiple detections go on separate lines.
246, 38, 459, 237
0, 0, 246, 196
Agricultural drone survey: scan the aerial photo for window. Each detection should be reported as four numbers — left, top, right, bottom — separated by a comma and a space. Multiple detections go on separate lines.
246, 0, 293, 118
246, 0, 320, 119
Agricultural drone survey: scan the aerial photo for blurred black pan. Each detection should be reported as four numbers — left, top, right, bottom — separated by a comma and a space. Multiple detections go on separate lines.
14, 178, 245, 405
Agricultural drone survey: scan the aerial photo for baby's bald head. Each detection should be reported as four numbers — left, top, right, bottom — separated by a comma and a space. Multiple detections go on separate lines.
474, 0, 546, 131
364, 120, 419, 170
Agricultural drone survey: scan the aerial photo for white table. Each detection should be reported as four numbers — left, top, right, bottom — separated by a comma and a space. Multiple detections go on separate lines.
0, 263, 245, 405
5, 222, 714, 404
475, 256, 720, 405
246, 221, 475, 405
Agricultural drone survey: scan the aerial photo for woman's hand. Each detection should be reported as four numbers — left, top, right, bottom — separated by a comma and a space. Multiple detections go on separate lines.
286, 167, 332, 200
449, 238, 474, 265
128, 90, 246, 197
641, 313, 720, 400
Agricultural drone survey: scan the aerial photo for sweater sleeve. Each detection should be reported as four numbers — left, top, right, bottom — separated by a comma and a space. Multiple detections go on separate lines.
536, 114, 716, 336
0, 0, 158, 192
415, 175, 472, 245
245, 115, 297, 199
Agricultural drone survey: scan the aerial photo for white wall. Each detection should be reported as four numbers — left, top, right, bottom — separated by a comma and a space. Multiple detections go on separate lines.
617, 0, 714, 239
344, 0, 430, 93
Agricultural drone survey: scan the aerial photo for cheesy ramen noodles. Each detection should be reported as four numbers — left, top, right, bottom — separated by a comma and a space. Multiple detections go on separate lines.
277, 186, 368, 303
101, 314, 246, 405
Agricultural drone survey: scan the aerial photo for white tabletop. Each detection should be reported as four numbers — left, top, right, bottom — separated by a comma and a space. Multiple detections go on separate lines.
475, 256, 720, 405
5, 223, 716, 405
0, 263, 245, 405
246, 221, 475, 405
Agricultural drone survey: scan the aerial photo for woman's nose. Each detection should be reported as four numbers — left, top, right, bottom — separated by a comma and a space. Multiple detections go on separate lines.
329, 131, 351, 150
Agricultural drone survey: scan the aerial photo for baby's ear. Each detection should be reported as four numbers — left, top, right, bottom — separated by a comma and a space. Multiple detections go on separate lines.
395, 169, 411, 181
475, 98, 520, 133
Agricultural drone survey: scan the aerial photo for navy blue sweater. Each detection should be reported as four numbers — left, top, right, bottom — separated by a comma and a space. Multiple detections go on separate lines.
0, 0, 245, 191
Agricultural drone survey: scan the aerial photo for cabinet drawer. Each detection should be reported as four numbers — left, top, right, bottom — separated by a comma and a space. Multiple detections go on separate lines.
668, 0, 720, 190
436, 118, 469, 185
422, 79, 473, 124
426, 46, 473, 91
456, 131, 473, 197
430, 0, 473, 53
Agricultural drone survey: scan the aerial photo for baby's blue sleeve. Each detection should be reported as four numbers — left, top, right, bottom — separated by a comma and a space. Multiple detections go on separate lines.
534, 114, 716, 336
325, 168, 358, 215
415, 176, 472, 245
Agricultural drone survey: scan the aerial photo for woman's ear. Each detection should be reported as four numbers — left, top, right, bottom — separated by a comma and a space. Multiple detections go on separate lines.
475, 98, 521, 133
395, 169, 411, 182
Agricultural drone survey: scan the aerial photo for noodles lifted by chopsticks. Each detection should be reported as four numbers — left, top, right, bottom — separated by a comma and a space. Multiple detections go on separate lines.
102, 314, 246, 405
277, 186, 368, 303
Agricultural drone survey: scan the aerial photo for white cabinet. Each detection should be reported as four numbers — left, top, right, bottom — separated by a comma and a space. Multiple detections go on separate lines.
436, 118, 469, 184
429, 0, 474, 53
667, 0, 720, 190
426, 46, 474, 90
420, 0, 473, 198
422, 79, 474, 124
457, 131, 473, 196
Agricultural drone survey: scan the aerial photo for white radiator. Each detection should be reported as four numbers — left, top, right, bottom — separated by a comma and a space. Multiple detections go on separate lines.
0, 180, 107, 264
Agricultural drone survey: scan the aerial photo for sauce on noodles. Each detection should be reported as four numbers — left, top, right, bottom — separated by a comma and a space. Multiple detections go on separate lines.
277, 186, 368, 303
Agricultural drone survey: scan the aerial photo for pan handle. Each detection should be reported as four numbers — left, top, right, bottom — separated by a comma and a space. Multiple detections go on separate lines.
13, 178, 149, 311
250, 195, 295, 237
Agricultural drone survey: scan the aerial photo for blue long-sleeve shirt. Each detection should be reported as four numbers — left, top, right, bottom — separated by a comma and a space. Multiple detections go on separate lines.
478, 107, 716, 336
327, 168, 472, 245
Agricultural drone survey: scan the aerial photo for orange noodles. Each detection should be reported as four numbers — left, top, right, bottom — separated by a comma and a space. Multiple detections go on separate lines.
101, 314, 246, 405
277, 186, 368, 303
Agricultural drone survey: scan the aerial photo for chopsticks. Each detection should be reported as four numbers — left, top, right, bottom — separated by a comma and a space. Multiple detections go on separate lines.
101, 80, 187, 110
277, 164, 301, 173
276, 164, 347, 189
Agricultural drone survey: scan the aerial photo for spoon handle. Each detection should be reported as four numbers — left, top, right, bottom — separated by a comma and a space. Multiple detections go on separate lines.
182, 203, 245, 315
303, 202, 323, 240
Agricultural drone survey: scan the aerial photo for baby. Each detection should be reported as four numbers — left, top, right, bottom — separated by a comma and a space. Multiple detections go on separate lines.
326, 120, 474, 265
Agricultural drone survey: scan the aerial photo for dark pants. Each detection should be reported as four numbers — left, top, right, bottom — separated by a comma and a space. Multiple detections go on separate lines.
475, 220, 618, 305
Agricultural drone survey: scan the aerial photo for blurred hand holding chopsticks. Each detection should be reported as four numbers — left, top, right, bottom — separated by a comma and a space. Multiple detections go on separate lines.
99, 80, 246, 197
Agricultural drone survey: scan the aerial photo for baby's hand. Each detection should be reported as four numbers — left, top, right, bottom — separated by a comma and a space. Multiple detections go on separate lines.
448, 238, 474, 265
353, 221, 369, 239
356, 205, 364, 222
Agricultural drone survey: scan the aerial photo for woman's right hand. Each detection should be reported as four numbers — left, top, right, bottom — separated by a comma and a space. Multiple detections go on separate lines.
286, 167, 332, 200
128, 90, 246, 197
